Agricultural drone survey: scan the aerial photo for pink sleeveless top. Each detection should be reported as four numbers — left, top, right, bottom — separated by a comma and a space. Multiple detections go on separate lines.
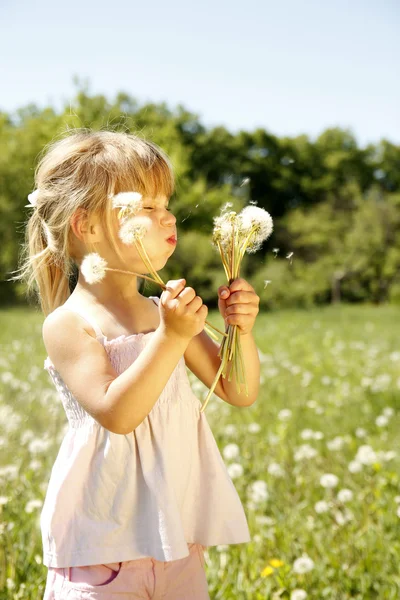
40, 297, 251, 568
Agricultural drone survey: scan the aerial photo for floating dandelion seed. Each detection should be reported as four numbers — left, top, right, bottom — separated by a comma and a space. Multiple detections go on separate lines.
272, 248, 279, 258
240, 177, 251, 187
286, 251, 294, 265
264, 280, 272, 288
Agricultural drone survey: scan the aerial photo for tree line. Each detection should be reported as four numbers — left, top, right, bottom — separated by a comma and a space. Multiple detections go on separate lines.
1, 79, 399, 309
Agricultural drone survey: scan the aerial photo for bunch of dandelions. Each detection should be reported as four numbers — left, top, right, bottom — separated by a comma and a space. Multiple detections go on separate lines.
200, 202, 273, 413
80, 192, 226, 342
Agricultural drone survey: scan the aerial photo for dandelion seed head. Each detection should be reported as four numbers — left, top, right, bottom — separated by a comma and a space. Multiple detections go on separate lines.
119, 220, 148, 245
112, 192, 143, 214
80, 253, 108, 284
238, 206, 273, 253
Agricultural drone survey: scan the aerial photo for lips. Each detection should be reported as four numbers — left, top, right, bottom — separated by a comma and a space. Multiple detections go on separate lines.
166, 235, 177, 245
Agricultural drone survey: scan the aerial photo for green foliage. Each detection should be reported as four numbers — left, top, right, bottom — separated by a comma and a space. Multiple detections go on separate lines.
1, 79, 399, 308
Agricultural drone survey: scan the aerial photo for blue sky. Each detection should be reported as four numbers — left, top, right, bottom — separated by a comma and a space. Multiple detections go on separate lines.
2, 0, 399, 147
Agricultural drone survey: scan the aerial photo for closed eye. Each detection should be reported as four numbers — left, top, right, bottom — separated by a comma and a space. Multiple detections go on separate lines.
143, 206, 172, 211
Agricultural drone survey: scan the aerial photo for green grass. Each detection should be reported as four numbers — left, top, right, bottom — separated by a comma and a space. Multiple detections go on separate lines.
0, 304, 400, 599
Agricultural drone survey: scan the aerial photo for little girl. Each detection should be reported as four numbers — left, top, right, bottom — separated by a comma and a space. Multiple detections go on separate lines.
17, 129, 261, 599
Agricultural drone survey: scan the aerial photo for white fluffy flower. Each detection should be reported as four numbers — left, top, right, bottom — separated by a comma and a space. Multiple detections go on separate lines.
291, 589, 307, 600
375, 415, 389, 427
348, 460, 363, 473
337, 488, 354, 503
212, 211, 237, 249
278, 408, 292, 421
222, 443, 240, 460
327, 436, 345, 451
248, 480, 269, 503
112, 191, 143, 218
248, 423, 261, 433
267, 462, 285, 477
294, 444, 318, 461
25, 189, 39, 207
355, 427, 367, 438
314, 500, 330, 513
355, 444, 377, 465
237, 205, 273, 253
224, 424, 238, 436
320, 473, 339, 488
80, 253, 108, 284
25, 499, 43, 513
227, 463, 244, 479
119, 219, 148, 245
292, 554, 315, 574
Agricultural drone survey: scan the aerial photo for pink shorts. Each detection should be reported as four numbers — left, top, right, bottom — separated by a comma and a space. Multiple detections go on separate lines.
42, 543, 210, 599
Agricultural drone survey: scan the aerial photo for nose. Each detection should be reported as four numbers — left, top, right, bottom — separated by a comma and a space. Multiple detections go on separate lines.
161, 210, 176, 226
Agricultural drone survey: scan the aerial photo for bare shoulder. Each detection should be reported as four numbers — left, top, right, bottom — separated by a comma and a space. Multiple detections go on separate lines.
42, 307, 119, 432
42, 306, 97, 351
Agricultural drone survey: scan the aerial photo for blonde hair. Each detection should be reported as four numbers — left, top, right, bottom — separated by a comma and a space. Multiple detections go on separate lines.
9, 128, 175, 316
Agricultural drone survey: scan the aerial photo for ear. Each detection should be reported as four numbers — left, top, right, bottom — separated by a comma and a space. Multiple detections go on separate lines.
70, 209, 101, 242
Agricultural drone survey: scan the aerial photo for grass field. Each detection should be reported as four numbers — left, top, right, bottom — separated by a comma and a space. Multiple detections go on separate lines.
0, 304, 399, 599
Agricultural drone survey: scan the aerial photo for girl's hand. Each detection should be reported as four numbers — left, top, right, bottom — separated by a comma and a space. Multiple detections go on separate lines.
218, 278, 260, 336
160, 279, 208, 342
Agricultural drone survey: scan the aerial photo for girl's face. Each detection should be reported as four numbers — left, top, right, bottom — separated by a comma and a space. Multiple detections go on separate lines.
110, 193, 177, 273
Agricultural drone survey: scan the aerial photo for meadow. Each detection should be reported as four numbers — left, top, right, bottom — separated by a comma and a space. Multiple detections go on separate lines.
0, 303, 399, 599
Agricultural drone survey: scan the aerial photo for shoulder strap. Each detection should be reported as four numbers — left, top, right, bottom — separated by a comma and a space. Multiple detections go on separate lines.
53, 306, 105, 340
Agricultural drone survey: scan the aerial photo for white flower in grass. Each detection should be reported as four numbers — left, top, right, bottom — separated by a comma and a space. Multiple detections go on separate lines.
278, 408, 292, 421
0, 496, 9, 506
248, 480, 269, 503
224, 424, 238, 436
348, 460, 363, 473
376, 415, 389, 427
237, 205, 273, 253
315, 500, 330, 513
112, 191, 143, 218
355, 427, 367, 438
119, 220, 148, 245
81, 253, 108, 284
293, 554, 314, 574
397, 506, 400, 518
327, 436, 345, 451
223, 443, 240, 460
337, 488, 353, 503
25, 499, 43, 513
268, 462, 285, 477
320, 473, 339, 488
291, 590, 308, 600
227, 463, 244, 479
383, 407, 394, 417
248, 423, 261, 433
255, 515, 275, 526
355, 444, 377, 465
294, 444, 318, 461
394, 496, 400, 504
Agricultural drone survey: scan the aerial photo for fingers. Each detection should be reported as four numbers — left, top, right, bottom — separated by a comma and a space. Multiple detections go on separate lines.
178, 286, 197, 305
225, 290, 258, 306
163, 279, 186, 300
